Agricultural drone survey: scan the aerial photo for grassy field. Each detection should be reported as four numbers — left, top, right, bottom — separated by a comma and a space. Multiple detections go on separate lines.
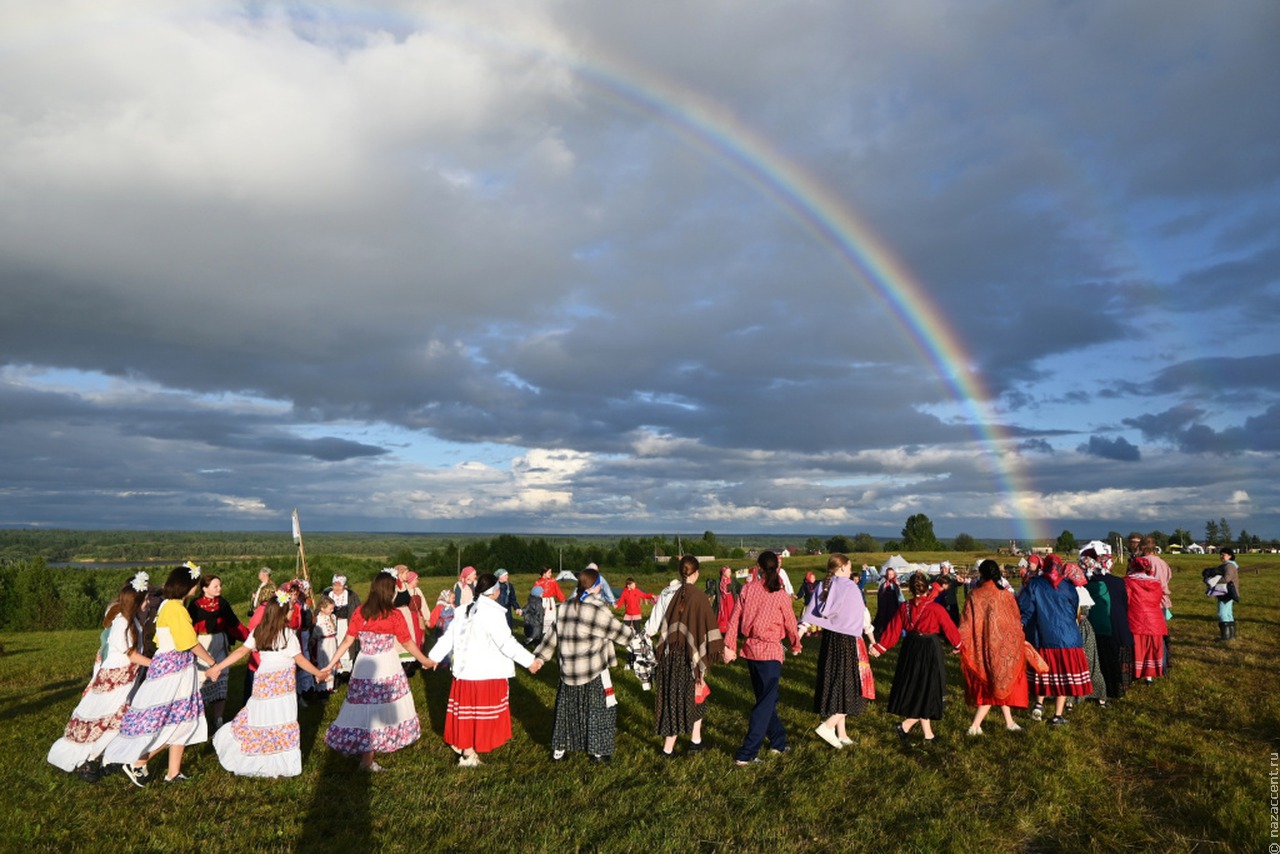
2, 555, 1276, 853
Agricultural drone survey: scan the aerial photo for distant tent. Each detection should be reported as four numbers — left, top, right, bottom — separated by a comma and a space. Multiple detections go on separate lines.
881, 554, 911, 573
1186, 543, 1206, 554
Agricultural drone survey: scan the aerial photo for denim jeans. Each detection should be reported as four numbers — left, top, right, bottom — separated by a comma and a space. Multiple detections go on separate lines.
735, 658, 786, 761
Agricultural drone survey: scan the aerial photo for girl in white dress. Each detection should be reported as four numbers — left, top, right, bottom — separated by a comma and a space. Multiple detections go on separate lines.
104, 563, 216, 785
203, 592, 330, 777
47, 574, 153, 780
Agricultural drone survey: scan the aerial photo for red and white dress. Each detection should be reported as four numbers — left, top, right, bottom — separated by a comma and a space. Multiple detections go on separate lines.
47, 613, 140, 771
213, 629, 304, 777
1126, 570, 1168, 679
428, 595, 536, 754
324, 609, 420, 755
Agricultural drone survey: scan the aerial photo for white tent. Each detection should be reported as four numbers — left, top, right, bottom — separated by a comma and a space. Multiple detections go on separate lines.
1186, 543, 1205, 554
881, 554, 911, 572
1079, 540, 1112, 557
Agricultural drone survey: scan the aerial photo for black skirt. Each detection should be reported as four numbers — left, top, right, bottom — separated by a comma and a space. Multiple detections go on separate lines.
654, 652, 701, 736
551, 677, 616, 756
886, 632, 946, 720
814, 631, 866, 717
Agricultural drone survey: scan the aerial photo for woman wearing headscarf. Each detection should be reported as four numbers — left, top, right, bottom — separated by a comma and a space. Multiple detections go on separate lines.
1019, 554, 1092, 725
392, 567, 428, 676
872, 567, 902, 640
495, 569, 521, 628
1126, 556, 1168, 684
653, 556, 723, 757
705, 566, 742, 636
1086, 552, 1132, 700
454, 566, 478, 611
870, 571, 961, 746
958, 560, 1027, 735
427, 573, 543, 767
534, 567, 634, 762
723, 551, 802, 765
800, 553, 876, 749
325, 574, 361, 681
187, 573, 249, 731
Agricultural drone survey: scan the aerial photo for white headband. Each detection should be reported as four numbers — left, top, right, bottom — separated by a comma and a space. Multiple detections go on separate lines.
332, 575, 347, 585
381, 567, 397, 576
480, 582, 501, 597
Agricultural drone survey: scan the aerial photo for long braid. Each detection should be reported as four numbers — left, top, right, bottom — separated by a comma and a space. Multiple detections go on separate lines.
821, 553, 850, 608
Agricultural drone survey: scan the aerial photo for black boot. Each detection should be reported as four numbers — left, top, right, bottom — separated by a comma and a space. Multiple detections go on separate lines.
1217, 622, 1230, 641
1227, 622, 1237, 641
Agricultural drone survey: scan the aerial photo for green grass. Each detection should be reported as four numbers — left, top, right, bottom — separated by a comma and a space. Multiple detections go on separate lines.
2, 559, 1277, 852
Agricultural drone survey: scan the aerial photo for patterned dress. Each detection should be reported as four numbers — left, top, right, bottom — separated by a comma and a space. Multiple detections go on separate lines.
324, 610, 421, 755
213, 629, 304, 776
47, 614, 140, 771
104, 599, 208, 763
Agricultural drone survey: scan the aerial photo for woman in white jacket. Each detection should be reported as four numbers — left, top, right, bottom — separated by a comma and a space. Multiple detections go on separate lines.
426, 572, 543, 766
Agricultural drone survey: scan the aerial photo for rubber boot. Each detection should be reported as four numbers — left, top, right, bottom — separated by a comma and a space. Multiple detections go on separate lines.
1217, 622, 1229, 641
1227, 622, 1237, 641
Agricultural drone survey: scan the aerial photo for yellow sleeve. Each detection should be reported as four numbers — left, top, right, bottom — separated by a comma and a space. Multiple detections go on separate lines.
158, 600, 199, 651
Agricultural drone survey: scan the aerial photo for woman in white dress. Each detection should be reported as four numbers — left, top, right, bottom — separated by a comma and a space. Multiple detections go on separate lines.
104, 562, 216, 785
203, 592, 331, 777
48, 574, 153, 780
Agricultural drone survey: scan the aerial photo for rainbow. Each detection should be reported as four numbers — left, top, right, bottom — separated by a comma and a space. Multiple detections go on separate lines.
556, 51, 1048, 542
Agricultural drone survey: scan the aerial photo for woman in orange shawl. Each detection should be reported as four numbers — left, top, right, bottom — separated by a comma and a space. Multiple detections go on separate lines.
959, 560, 1028, 735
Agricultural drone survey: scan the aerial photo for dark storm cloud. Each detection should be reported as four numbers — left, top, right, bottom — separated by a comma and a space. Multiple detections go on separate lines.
1079, 435, 1142, 462
0, 1, 1277, 536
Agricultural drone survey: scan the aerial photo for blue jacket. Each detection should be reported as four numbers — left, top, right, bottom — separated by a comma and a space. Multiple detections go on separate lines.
1019, 575, 1083, 649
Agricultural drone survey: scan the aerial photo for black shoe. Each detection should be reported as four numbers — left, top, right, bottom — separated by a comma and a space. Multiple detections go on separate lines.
687, 740, 707, 753
589, 754, 612, 764
74, 760, 101, 783
659, 747, 675, 759
123, 763, 149, 788
894, 721, 910, 747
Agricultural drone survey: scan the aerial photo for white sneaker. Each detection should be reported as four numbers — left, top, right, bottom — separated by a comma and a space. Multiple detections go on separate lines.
1006, 723, 1023, 732
814, 724, 843, 749
457, 753, 481, 768
966, 725, 983, 737
838, 736, 854, 746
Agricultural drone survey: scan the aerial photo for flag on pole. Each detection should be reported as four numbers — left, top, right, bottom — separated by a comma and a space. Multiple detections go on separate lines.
292, 509, 301, 544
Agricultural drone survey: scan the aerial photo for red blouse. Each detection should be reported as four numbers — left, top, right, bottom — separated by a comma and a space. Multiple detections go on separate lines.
872, 599, 961, 654
350, 609, 412, 644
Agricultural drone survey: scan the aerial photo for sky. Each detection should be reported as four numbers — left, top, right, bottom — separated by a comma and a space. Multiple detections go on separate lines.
2, 1, 1278, 542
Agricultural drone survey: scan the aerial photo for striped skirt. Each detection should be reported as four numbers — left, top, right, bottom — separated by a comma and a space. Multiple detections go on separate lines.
1032, 647, 1093, 697
1133, 634, 1165, 679
444, 678, 512, 753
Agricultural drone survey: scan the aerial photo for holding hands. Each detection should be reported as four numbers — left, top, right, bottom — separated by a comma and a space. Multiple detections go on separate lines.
722, 647, 738, 664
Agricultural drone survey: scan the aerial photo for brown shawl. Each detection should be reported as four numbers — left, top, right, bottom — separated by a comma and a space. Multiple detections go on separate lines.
959, 581, 1024, 700
654, 582, 724, 682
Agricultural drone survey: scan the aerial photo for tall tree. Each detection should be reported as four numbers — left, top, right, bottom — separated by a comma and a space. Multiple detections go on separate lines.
1171, 528, 1191, 547
825, 534, 853, 554
901, 514, 942, 551
1205, 520, 1220, 544
804, 537, 825, 553
1055, 530, 1078, 552
1218, 518, 1233, 545
953, 533, 977, 552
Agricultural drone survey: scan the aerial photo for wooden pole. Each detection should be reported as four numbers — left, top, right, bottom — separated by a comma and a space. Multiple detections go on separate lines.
293, 508, 315, 607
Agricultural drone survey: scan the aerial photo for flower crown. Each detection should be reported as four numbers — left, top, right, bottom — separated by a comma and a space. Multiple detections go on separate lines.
381, 567, 397, 576
130, 571, 150, 592
183, 560, 202, 579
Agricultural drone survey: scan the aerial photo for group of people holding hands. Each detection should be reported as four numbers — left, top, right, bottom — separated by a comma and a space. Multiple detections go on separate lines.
46, 538, 1238, 782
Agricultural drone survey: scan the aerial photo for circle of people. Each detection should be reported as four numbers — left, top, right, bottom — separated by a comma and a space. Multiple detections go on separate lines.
46, 536, 1242, 781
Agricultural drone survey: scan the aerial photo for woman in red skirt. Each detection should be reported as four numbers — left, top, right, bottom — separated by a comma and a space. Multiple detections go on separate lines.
1125, 556, 1168, 683
426, 572, 543, 766
1018, 554, 1092, 726
959, 560, 1028, 735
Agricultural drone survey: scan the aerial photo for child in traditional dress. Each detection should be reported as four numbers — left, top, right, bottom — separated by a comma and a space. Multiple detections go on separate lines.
870, 571, 961, 746
105, 562, 217, 785
325, 571, 435, 772
800, 554, 877, 749
312, 594, 338, 695
426, 573, 543, 767
204, 592, 331, 777
48, 574, 153, 781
